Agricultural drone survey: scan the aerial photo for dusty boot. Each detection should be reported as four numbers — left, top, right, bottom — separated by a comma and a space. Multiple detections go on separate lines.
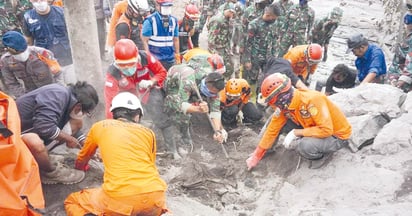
161, 126, 182, 160
309, 152, 334, 169
41, 162, 85, 185
180, 125, 193, 147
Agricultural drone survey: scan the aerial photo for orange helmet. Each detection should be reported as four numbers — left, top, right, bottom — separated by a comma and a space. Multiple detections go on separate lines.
207, 54, 226, 74
306, 43, 323, 63
114, 39, 138, 64
260, 73, 291, 105
185, 4, 200, 21
225, 78, 248, 97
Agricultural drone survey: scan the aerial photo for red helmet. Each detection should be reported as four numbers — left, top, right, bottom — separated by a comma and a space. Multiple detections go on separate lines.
260, 73, 291, 105
207, 54, 226, 74
156, 0, 173, 6
185, 4, 200, 21
225, 78, 248, 97
114, 39, 138, 64
306, 43, 323, 63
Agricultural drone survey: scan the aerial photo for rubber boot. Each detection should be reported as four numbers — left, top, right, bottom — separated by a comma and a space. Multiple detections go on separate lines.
161, 126, 182, 159
179, 125, 193, 147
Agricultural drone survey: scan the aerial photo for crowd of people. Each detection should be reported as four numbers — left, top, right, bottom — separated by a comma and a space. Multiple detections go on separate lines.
0, 0, 411, 215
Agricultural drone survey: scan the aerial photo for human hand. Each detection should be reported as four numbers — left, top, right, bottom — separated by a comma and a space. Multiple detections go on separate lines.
283, 129, 298, 149
244, 62, 252, 70
213, 129, 227, 144
66, 136, 81, 148
246, 146, 266, 170
175, 53, 182, 64
198, 101, 209, 113
138, 80, 154, 89
74, 160, 90, 171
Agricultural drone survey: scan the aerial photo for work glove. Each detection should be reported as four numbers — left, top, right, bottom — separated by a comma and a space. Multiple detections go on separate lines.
283, 129, 298, 149
213, 129, 228, 144
221, 128, 228, 143
74, 159, 90, 171
175, 53, 182, 64
246, 146, 266, 170
138, 80, 154, 89
237, 110, 244, 124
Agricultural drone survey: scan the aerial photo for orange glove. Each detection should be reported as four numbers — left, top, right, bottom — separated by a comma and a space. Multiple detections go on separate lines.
175, 53, 182, 64
75, 159, 90, 171
246, 146, 266, 171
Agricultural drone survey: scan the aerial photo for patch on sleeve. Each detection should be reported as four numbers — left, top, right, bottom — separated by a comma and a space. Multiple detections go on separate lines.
308, 105, 318, 116
105, 81, 113, 87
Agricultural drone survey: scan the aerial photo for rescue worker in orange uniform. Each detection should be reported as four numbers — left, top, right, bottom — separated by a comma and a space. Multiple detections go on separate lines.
283, 43, 323, 85
107, 0, 128, 48
246, 73, 352, 170
116, 0, 150, 50
65, 92, 168, 216
219, 78, 262, 127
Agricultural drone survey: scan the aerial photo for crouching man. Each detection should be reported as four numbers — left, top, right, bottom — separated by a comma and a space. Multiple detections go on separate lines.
65, 92, 168, 216
246, 73, 352, 170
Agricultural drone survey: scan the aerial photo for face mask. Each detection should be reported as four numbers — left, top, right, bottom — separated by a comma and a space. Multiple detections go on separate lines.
13, 49, 30, 62
120, 66, 137, 77
160, 6, 172, 16
33, 2, 49, 13
70, 110, 84, 120
200, 79, 217, 98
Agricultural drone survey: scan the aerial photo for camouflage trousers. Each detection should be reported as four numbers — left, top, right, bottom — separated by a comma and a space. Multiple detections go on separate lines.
277, 32, 307, 57
209, 47, 234, 79
243, 59, 266, 85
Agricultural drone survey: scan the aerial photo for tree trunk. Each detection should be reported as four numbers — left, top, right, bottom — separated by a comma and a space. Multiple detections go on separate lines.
63, 0, 105, 123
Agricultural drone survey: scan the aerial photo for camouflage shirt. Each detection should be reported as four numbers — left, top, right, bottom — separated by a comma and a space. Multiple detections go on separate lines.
207, 13, 231, 50
240, 4, 264, 50
282, 4, 315, 40
311, 15, 340, 46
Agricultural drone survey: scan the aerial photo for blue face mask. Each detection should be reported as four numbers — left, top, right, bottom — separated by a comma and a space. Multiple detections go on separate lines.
120, 66, 137, 77
200, 79, 217, 97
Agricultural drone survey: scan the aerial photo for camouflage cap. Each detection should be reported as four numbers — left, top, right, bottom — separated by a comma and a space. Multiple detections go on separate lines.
330, 7, 343, 22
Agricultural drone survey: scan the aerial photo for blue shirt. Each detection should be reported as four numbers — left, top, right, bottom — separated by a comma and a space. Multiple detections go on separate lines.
355, 43, 387, 82
142, 12, 178, 62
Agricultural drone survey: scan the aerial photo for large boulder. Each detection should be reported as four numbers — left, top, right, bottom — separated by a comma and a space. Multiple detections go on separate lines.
329, 84, 406, 118
372, 112, 412, 155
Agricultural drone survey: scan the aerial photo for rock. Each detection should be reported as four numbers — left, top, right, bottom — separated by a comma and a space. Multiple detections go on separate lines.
401, 91, 412, 112
346, 114, 390, 152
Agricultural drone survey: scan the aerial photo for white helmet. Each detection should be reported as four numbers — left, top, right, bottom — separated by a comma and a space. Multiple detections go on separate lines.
128, 0, 150, 14
110, 92, 144, 116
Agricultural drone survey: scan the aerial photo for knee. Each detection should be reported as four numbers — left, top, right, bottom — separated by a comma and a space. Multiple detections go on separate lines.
296, 137, 321, 160
21, 133, 46, 154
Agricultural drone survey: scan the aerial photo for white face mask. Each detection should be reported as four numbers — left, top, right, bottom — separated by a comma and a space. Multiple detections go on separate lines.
160, 6, 172, 16
13, 49, 30, 62
33, 2, 49, 13
70, 110, 85, 120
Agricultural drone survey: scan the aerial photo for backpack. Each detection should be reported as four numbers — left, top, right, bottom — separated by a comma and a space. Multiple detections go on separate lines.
0, 91, 45, 216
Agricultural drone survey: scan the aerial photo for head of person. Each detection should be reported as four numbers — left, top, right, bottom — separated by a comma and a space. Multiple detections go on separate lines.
110, 92, 143, 123
207, 54, 226, 74
156, 0, 173, 16
347, 33, 369, 57
305, 43, 323, 65
200, 72, 225, 97
329, 7, 343, 24
113, 39, 140, 77
126, 0, 150, 19
2, 31, 30, 62
184, 3, 200, 25
262, 4, 281, 24
234, 2, 244, 17
223, 2, 236, 19
69, 81, 99, 119
260, 73, 293, 110
225, 78, 249, 101
404, 12, 412, 32
299, 0, 311, 7
30, 0, 50, 14
255, 0, 269, 10
331, 64, 351, 83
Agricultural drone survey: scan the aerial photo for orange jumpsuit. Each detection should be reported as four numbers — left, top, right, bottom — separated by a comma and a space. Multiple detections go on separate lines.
107, 0, 128, 47
258, 89, 351, 150
283, 45, 318, 83
64, 119, 167, 216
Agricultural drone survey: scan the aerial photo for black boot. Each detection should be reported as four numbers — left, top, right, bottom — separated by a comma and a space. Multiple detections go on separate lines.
161, 126, 181, 159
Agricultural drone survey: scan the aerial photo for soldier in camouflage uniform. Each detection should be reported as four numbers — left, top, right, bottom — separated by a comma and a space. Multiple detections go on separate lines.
271, 0, 293, 41
0, 0, 23, 56
388, 12, 412, 92
243, 4, 280, 86
163, 67, 227, 154
276, 0, 314, 57
311, 7, 343, 62
207, 3, 235, 79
